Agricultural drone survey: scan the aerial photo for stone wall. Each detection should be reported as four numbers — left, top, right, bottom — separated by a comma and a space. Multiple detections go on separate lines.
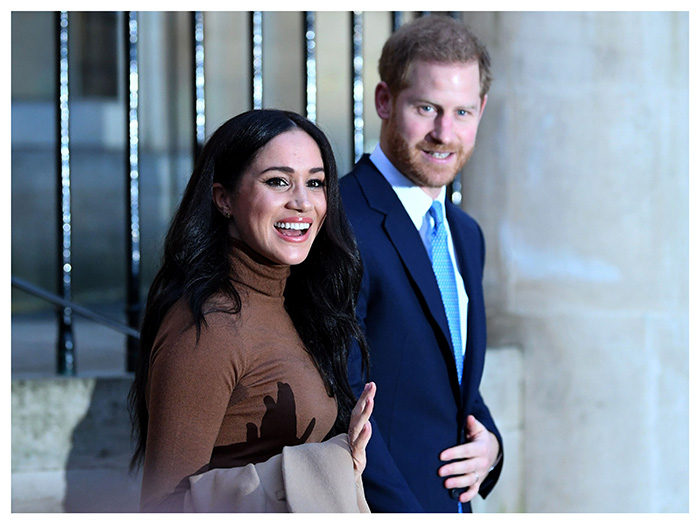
11, 377, 141, 512
462, 11, 689, 512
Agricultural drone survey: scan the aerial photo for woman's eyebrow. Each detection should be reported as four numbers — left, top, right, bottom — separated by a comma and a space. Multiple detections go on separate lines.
260, 165, 325, 174
260, 165, 293, 174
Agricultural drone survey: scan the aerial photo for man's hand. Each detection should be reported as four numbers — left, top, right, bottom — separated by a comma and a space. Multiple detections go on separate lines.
437, 415, 501, 503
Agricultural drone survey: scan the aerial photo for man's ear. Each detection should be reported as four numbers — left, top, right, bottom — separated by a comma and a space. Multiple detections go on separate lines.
375, 81, 393, 120
478, 94, 488, 120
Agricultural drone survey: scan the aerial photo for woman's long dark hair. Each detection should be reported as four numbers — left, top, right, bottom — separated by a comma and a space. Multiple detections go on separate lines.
128, 109, 369, 470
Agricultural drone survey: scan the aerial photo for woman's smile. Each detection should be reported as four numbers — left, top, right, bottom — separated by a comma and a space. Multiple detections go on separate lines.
274, 217, 313, 240
221, 129, 327, 265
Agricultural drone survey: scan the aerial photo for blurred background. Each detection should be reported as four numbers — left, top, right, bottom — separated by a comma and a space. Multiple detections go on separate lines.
10, 10, 689, 513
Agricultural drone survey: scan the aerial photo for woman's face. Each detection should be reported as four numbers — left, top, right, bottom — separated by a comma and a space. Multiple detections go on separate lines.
219, 129, 328, 266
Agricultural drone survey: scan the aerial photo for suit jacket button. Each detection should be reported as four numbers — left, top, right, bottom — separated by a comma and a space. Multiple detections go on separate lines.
449, 487, 465, 500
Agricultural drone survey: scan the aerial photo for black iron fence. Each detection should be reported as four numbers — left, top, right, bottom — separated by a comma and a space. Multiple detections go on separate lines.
11, 10, 460, 376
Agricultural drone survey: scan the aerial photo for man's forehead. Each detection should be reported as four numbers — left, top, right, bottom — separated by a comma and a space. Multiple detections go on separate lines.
399, 60, 482, 99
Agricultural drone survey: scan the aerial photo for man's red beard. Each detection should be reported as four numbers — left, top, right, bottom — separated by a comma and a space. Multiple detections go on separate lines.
384, 117, 473, 189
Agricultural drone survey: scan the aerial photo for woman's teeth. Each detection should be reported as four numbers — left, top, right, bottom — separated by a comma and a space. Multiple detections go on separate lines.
274, 222, 311, 231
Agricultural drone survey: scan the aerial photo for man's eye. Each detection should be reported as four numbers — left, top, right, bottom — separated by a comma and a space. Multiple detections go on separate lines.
419, 105, 434, 113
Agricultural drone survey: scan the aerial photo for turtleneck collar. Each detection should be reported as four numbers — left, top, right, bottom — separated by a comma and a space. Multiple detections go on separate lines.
228, 237, 290, 298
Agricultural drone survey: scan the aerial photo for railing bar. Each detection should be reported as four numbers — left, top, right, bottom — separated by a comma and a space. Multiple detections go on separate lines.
448, 11, 462, 206
12, 276, 141, 339
125, 11, 141, 371
391, 11, 403, 32
192, 11, 206, 160
56, 10, 76, 376
304, 11, 317, 123
251, 11, 263, 109
351, 11, 364, 162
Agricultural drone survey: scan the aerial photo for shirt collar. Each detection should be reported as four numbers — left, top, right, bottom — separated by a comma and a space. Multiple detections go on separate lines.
369, 145, 447, 230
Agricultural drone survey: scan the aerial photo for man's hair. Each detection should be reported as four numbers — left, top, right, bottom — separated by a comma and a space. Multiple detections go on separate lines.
378, 14, 492, 99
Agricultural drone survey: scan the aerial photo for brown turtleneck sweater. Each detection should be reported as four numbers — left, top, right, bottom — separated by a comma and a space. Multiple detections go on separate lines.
140, 241, 338, 512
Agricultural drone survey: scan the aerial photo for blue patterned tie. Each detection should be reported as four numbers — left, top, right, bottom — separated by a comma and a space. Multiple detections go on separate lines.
428, 201, 463, 384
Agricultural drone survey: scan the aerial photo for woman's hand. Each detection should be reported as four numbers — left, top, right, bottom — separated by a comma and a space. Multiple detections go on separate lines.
348, 382, 376, 482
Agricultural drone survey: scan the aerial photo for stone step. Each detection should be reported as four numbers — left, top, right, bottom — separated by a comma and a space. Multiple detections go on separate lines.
11, 347, 524, 512
11, 375, 141, 512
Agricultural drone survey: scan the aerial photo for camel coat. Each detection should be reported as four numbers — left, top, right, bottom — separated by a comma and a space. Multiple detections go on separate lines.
182, 434, 370, 513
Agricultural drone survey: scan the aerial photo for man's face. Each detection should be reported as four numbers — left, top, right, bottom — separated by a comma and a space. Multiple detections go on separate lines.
377, 60, 487, 198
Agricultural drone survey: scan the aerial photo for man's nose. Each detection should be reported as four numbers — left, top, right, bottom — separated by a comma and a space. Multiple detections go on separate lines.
429, 114, 454, 143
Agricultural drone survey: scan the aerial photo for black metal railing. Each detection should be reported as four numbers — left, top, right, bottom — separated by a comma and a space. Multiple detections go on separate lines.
124, 11, 142, 372
12, 276, 141, 340
12, 11, 465, 376
55, 10, 75, 375
351, 12, 364, 163
192, 11, 206, 160
304, 11, 317, 123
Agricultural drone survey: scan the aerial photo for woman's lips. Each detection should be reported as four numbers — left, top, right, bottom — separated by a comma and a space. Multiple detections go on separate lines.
274, 218, 312, 240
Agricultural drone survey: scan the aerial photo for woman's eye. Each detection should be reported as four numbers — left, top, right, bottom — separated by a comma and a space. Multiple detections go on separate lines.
307, 179, 326, 189
265, 177, 288, 187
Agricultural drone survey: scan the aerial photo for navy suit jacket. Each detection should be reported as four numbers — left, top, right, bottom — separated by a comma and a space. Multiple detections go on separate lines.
340, 156, 503, 513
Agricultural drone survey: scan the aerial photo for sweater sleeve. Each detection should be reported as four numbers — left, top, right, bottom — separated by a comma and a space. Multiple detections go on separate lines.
140, 301, 242, 512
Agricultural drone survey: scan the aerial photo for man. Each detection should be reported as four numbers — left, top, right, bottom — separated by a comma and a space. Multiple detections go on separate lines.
340, 14, 503, 513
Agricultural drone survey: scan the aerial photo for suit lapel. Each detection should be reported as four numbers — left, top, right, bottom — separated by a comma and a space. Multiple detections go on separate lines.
447, 205, 472, 398
383, 212, 451, 342
354, 158, 454, 372
447, 203, 486, 408
446, 203, 475, 310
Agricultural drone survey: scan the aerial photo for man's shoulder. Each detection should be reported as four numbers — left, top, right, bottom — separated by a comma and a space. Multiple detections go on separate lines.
446, 200, 475, 222
446, 200, 484, 242
339, 156, 385, 209
340, 156, 376, 185
339, 169, 363, 207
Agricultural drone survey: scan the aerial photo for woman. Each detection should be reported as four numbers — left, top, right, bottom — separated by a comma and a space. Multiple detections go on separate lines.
128, 109, 374, 512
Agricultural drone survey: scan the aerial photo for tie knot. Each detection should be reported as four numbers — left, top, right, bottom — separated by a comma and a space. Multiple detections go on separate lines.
429, 200, 444, 229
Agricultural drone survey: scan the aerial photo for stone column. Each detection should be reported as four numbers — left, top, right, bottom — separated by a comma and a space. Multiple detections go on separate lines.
462, 11, 688, 512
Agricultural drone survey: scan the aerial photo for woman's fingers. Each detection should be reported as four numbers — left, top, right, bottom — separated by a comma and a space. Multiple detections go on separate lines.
349, 382, 375, 439
351, 421, 372, 474
349, 382, 376, 477
354, 419, 372, 451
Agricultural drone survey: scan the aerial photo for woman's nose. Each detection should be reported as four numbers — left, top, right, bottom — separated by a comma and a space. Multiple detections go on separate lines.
287, 185, 312, 211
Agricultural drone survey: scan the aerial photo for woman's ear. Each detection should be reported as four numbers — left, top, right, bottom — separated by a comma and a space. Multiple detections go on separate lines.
212, 183, 232, 218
